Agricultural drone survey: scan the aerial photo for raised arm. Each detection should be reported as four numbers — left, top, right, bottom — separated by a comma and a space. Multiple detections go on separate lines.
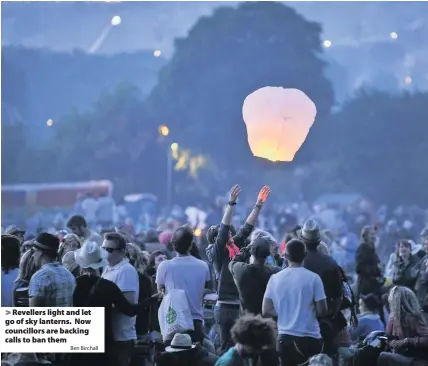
234, 186, 271, 248
214, 184, 241, 253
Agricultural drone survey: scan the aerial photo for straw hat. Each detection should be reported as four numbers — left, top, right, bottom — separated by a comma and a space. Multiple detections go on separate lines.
165, 334, 196, 353
297, 220, 321, 244
75, 241, 107, 269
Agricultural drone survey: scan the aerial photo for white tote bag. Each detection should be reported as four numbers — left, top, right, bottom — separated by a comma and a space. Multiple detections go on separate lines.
158, 289, 194, 342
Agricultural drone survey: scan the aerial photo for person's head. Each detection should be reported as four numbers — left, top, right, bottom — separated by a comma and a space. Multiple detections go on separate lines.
206, 224, 237, 244
286, 239, 307, 265
159, 231, 173, 246
126, 243, 148, 275
32, 233, 60, 265
249, 237, 272, 263
144, 229, 159, 244
75, 241, 108, 276
359, 293, 381, 314
398, 239, 412, 258
102, 232, 127, 266
171, 225, 194, 255
231, 314, 277, 357
148, 250, 168, 272
388, 286, 425, 327
67, 215, 88, 237
361, 225, 377, 245
5, 226, 25, 243
58, 233, 81, 260
298, 220, 321, 250
16, 249, 39, 282
1, 235, 21, 273
250, 229, 277, 258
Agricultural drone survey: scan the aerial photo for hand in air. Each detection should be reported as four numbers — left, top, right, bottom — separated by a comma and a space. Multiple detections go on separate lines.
257, 186, 271, 204
229, 184, 241, 203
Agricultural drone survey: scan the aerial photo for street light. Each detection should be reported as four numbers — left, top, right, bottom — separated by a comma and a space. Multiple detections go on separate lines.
159, 125, 169, 136
111, 16, 122, 26
323, 40, 332, 48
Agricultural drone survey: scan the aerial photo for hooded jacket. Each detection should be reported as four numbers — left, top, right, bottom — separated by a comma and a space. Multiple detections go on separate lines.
206, 223, 253, 302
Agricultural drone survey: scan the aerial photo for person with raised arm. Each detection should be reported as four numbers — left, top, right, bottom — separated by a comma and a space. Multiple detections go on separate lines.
206, 185, 270, 354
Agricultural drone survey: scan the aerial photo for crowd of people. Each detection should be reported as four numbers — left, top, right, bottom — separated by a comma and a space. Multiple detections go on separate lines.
1, 184, 428, 366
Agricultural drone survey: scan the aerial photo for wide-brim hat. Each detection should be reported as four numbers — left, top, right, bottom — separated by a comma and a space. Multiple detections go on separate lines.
33, 233, 60, 253
297, 219, 321, 244
165, 334, 196, 353
75, 241, 107, 269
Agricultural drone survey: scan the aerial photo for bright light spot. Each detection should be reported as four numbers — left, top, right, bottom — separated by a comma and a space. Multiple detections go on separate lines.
194, 228, 202, 237
154, 50, 162, 57
159, 125, 169, 136
171, 142, 178, 151
390, 32, 398, 40
111, 16, 121, 26
46, 119, 53, 127
323, 40, 332, 48
404, 76, 412, 85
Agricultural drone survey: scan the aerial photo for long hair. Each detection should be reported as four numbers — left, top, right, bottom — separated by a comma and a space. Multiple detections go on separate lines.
58, 234, 81, 260
126, 243, 149, 275
388, 286, 426, 337
15, 249, 38, 283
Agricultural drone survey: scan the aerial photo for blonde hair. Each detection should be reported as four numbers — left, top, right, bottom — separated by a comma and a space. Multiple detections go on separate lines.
126, 243, 149, 275
388, 286, 426, 334
15, 249, 38, 282
58, 234, 81, 260
250, 229, 277, 247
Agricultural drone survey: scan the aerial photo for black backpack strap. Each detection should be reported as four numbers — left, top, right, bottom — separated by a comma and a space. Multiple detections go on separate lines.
85, 277, 102, 306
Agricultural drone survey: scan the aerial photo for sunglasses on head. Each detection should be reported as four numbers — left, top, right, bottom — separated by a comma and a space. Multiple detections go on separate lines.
103, 247, 123, 253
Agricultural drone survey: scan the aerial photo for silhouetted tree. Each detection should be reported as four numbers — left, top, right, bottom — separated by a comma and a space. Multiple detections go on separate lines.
144, 1, 335, 186
333, 90, 428, 206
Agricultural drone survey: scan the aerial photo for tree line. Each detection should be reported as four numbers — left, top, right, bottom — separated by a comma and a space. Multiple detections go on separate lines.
2, 2, 428, 207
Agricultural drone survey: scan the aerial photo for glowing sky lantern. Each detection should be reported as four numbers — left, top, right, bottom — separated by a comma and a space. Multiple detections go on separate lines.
242, 87, 317, 162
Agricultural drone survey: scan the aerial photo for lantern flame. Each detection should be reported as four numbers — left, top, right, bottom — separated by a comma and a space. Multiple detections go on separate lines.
242, 87, 317, 162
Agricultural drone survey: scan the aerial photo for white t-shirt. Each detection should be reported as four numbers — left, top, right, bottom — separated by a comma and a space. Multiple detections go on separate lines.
102, 259, 139, 341
156, 256, 210, 321
264, 266, 326, 338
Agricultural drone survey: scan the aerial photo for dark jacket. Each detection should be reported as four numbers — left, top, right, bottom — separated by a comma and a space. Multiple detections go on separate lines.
304, 249, 347, 333
228, 247, 280, 315
206, 223, 253, 302
155, 344, 218, 366
355, 242, 383, 296
415, 255, 428, 311
392, 254, 421, 291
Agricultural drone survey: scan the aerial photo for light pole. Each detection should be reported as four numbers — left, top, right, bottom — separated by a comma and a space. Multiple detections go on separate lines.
167, 143, 179, 209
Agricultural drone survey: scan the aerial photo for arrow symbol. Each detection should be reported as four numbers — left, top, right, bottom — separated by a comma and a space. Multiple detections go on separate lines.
5, 310, 11, 315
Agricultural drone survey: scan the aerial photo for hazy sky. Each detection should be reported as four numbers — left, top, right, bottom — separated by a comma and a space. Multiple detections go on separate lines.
2, 2, 427, 56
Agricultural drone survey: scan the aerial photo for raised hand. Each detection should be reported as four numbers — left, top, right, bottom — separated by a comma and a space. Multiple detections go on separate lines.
229, 184, 241, 203
257, 186, 271, 205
